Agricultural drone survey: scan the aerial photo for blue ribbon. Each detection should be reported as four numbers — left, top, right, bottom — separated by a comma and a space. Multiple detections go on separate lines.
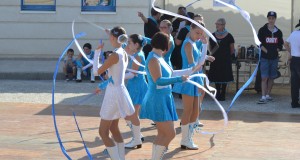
72, 111, 93, 160
98, 76, 114, 90
52, 32, 94, 160
227, 49, 261, 113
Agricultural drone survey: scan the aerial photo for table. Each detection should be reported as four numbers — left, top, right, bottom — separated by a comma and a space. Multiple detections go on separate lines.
235, 59, 258, 92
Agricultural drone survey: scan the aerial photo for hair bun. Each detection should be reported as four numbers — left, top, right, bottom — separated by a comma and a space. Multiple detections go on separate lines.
118, 34, 128, 44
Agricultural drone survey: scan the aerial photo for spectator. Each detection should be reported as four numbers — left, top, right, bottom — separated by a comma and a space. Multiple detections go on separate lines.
208, 18, 235, 101
76, 43, 95, 83
284, 19, 300, 108
194, 14, 204, 22
257, 11, 283, 104
171, 12, 194, 70
63, 48, 76, 81
159, 19, 175, 67
138, 7, 161, 58
171, 6, 187, 37
160, 14, 174, 22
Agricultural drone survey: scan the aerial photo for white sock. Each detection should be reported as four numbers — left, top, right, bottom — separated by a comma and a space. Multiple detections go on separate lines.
266, 95, 270, 98
262, 96, 266, 99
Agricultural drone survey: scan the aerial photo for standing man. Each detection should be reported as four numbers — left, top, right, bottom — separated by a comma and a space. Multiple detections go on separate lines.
257, 11, 283, 104
284, 19, 300, 108
138, 7, 161, 58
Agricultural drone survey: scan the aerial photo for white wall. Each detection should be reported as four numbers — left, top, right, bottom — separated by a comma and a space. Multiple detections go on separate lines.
0, 0, 150, 57
0, 0, 296, 58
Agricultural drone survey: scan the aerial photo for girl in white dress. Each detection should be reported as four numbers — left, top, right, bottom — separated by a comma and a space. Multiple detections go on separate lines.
95, 26, 135, 160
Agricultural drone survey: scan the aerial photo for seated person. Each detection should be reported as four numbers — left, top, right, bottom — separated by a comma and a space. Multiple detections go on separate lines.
63, 48, 76, 81
76, 43, 95, 83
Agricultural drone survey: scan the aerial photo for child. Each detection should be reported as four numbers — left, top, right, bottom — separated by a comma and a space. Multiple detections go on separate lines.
76, 43, 95, 83
63, 48, 76, 81
94, 26, 135, 160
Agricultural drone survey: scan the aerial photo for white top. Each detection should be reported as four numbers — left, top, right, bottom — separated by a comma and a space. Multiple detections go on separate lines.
100, 47, 135, 120
286, 30, 300, 57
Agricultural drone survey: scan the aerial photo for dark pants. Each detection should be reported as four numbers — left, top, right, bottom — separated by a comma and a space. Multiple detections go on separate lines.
290, 57, 300, 105
255, 63, 261, 92
216, 83, 227, 101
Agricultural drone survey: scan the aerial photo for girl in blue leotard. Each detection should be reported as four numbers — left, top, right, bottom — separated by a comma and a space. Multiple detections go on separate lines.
140, 32, 190, 159
123, 34, 148, 149
173, 22, 212, 150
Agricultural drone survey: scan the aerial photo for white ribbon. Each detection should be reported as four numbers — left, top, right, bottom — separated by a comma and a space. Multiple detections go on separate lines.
186, 74, 228, 134
129, 55, 145, 68
215, 0, 261, 46
151, 0, 217, 43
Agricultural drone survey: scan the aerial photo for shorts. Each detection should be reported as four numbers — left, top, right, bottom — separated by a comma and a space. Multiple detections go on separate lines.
260, 58, 278, 79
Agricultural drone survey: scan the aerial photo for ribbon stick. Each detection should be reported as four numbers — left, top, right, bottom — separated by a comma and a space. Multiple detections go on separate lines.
78, 16, 106, 31
52, 32, 86, 160
213, 0, 262, 112
186, 0, 201, 8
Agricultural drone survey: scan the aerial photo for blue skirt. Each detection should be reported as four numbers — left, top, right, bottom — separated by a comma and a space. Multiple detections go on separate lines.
126, 76, 148, 105
172, 76, 203, 97
140, 88, 178, 122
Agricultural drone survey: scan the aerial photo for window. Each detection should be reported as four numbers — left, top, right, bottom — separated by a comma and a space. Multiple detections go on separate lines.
82, 0, 116, 12
21, 0, 56, 11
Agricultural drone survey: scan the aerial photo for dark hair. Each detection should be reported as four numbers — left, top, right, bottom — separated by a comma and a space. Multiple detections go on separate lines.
185, 12, 194, 26
83, 43, 92, 49
160, 14, 174, 21
191, 20, 205, 29
151, 32, 169, 51
129, 34, 143, 49
110, 26, 126, 38
67, 48, 74, 53
178, 6, 186, 11
151, 6, 161, 16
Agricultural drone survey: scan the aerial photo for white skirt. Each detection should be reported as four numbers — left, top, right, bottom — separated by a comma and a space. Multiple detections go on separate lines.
100, 84, 135, 120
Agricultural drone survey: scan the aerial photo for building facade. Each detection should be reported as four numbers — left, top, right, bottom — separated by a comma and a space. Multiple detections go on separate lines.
0, 0, 298, 57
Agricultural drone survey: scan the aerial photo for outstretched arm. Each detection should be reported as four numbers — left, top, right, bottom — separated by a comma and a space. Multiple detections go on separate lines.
148, 58, 187, 85
138, 12, 148, 23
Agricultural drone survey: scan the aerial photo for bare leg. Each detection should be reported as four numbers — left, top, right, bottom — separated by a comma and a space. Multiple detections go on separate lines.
125, 105, 140, 126
99, 119, 115, 147
153, 121, 175, 146
261, 77, 268, 97
266, 78, 274, 95
190, 96, 199, 123
181, 95, 195, 125
109, 119, 123, 143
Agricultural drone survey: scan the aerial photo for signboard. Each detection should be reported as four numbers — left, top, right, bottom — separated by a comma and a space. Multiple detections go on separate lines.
213, 0, 235, 7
